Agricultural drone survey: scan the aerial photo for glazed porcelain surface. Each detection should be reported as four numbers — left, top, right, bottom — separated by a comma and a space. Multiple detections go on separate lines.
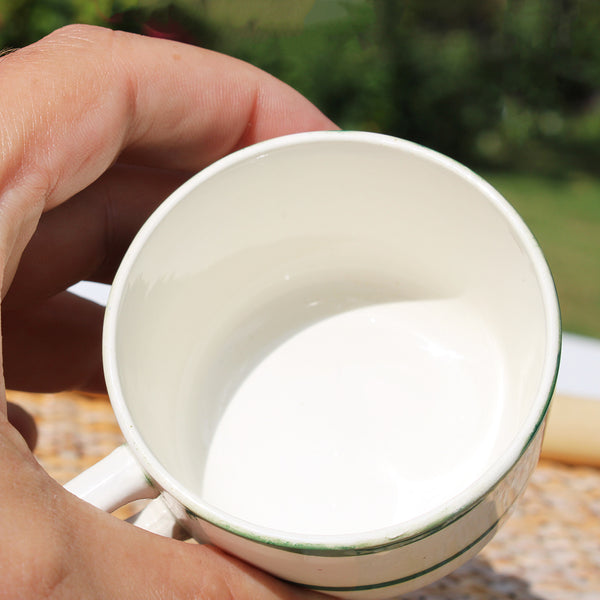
69, 131, 560, 598
201, 299, 510, 535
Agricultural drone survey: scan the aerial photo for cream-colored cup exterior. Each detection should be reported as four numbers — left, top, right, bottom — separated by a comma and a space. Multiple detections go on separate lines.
68, 131, 560, 599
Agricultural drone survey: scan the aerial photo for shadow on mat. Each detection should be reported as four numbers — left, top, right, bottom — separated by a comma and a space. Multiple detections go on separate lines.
399, 557, 546, 600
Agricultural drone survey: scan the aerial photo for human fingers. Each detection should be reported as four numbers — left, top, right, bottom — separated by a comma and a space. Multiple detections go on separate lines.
6, 401, 38, 450
0, 24, 336, 297
2, 291, 105, 393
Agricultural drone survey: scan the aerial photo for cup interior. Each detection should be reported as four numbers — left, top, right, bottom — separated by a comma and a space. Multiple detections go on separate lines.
105, 132, 559, 541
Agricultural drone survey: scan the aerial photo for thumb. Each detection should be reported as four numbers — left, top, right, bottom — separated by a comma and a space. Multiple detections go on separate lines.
70, 494, 328, 600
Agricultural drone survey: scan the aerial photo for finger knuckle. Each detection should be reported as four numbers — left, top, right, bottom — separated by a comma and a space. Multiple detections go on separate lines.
44, 23, 110, 46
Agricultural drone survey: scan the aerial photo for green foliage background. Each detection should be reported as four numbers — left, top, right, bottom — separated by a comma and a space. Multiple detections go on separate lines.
2, 0, 599, 175
1, 0, 599, 336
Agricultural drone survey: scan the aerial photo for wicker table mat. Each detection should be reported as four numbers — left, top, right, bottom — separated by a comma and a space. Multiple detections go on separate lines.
9, 390, 600, 599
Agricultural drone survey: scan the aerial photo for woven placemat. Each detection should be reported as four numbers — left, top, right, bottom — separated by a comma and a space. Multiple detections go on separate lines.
9, 390, 600, 599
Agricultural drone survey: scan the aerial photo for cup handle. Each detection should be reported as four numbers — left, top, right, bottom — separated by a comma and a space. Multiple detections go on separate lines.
64, 445, 158, 512
126, 496, 188, 539
65, 445, 187, 539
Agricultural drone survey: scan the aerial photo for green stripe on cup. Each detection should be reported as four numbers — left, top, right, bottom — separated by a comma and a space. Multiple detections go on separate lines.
300, 516, 500, 592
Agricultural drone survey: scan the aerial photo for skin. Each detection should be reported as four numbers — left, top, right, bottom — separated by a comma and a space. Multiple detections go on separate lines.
0, 24, 336, 599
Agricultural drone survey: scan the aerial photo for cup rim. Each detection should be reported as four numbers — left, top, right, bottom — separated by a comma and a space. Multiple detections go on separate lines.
103, 130, 561, 551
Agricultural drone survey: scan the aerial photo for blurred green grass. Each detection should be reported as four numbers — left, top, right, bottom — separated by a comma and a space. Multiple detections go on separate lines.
483, 172, 600, 338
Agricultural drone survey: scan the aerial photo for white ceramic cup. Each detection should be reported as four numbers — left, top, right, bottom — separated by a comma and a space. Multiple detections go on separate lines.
66, 131, 560, 599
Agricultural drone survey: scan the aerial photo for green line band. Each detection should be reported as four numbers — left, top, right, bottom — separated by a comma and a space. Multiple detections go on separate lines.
300, 515, 501, 592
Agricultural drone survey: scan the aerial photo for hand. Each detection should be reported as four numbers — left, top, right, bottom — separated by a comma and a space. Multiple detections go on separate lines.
0, 24, 334, 599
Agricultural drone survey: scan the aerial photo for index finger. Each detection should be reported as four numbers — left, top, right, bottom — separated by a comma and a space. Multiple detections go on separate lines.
0, 24, 336, 292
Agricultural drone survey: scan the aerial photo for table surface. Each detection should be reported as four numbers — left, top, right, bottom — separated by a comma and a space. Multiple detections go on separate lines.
10, 389, 600, 600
